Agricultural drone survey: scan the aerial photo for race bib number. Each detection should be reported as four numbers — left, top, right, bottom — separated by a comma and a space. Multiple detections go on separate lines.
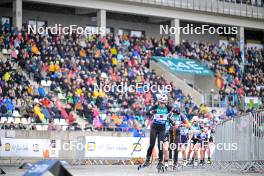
153, 114, 168, 121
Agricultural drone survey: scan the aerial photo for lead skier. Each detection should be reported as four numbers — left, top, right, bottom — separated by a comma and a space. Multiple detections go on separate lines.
140, 94, 177, 172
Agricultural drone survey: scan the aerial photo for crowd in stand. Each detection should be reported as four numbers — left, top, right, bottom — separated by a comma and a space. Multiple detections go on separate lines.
160, 41, 263, 111
0, 21, 263, 131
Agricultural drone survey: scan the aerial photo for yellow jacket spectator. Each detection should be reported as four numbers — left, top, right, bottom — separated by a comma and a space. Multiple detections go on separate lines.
27, 86, 33, 95
112, 57, 118, 65
79, 48, 86, 58
75, 88, 83, 96
32, 44, 40, 55
229, 66, 235, 74
110, 48, 117, 55
200, 104, 209, 114
49, 63, 55, 72
34, 104, 46, 123
93, 90, 100, 98
3, 72, 10, 81
98, 90, 106, 97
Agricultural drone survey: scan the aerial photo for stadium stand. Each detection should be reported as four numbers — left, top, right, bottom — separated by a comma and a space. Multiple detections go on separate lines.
0, 19, 263, 131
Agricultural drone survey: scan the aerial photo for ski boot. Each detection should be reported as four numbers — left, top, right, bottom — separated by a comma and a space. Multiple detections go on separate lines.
199, 159, 205, 165
207, 158, 212, 164
138, 157, 150, 170
156, 161, 164, 173
187, 159, 194, 166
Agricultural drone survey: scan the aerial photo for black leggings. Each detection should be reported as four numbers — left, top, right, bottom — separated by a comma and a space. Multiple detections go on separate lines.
146, 124, 165, 162
169, 129, 180, 163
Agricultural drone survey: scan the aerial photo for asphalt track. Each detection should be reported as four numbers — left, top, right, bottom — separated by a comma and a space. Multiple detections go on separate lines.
1, 165, 263, 176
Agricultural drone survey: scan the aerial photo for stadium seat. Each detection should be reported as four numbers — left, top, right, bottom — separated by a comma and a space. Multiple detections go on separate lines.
59, 119, 67, 126
2, 48, 8, 54
7, 117, 15, 123
14, 117, 21, 124
0, 117, 8, 123
42, 125, 48, 130
36, 124, 48, 130
21, 118, 29, 124
54, 119, 60, 125
62, 126, 68, 131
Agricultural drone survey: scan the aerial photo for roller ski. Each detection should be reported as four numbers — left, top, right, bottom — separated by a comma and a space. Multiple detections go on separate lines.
193, 159, 199, 168
164, 161, 169, 171
137, 158, 150, 170
172, 161, 182, 171
172, 162, 178, 171
199, 160, 205, 166
187, 159, 193, 166
156, 162, 165, 173
182, 159, 187, 167
187, 159, 198, 168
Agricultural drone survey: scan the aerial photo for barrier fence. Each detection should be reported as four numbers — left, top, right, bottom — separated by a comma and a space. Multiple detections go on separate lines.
212, 110, 264, 173
0, 135, 148, 166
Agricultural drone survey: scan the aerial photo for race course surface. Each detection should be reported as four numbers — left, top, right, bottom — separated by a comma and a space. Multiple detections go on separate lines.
1, 165, 263, 176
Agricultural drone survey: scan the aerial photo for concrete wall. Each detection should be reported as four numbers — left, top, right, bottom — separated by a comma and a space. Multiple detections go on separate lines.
172, 73, 217, 94
24, 0, 264, 29
0, 7, 222, 42
195, 75, 217, 93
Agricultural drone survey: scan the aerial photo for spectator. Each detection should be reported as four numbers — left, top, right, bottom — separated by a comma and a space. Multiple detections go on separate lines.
1, 121, 9, 129
133, 124, 145, 137
16, 123, 26, 130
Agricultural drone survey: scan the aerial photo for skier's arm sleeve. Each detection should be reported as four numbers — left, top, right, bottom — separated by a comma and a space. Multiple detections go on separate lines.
146, 105, 158, 116
166, 105, 176, 126
167, 115, 175, 126
180, 114, 187, 124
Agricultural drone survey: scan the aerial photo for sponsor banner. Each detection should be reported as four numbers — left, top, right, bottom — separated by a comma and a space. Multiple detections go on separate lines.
245, 97, 260, 110
0, 138, 60, 158
84, 136, 148, 158
153, 56, 214, 76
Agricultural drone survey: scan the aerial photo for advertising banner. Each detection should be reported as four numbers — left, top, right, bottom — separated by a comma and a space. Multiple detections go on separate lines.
153, 56, 214, 76
84, 136, 148, 158
0, 138, 60, 158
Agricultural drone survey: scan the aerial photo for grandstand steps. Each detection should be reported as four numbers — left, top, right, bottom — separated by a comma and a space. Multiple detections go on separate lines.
150, 60, 204, 105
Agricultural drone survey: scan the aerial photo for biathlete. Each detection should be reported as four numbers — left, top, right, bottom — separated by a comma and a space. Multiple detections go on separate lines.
140, 94, 177, 172
170, 109, 189, 169
159, 108, 189, 171
198, 124, 213, 164
186, 116, 201, 166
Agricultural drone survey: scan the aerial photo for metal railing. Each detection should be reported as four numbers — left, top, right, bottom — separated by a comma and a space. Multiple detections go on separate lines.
212, 110, 264, 173
204, 93, 245, 109
122, 0, 264, 19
